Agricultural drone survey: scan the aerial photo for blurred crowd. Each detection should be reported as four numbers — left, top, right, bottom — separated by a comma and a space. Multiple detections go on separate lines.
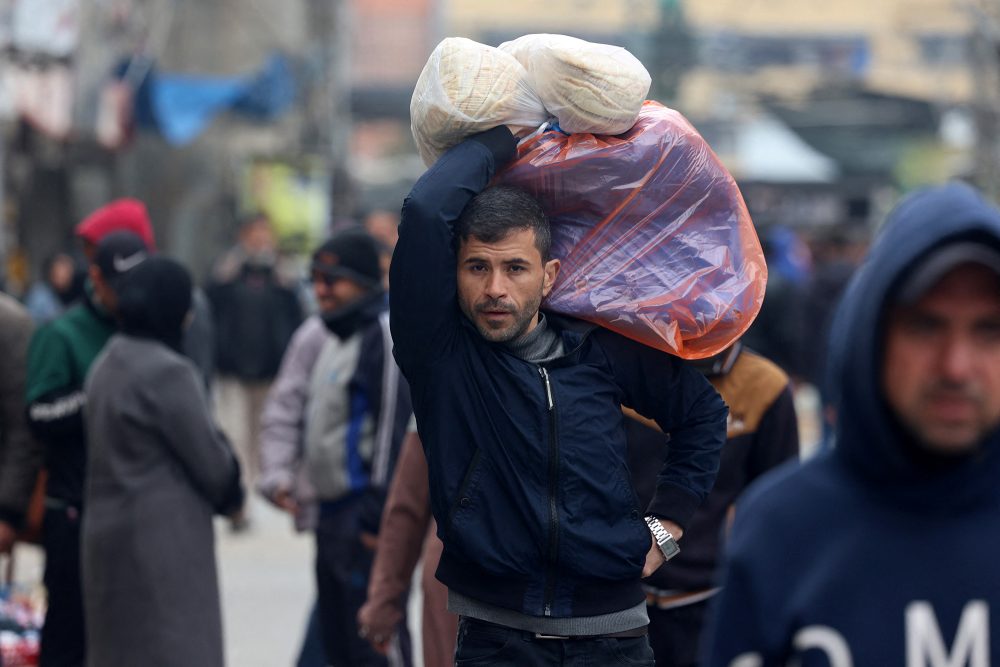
0, 189, 884, 667
0, 198, 408, 666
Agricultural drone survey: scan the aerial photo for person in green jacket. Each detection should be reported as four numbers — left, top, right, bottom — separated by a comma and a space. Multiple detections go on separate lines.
26, 225, 150, 667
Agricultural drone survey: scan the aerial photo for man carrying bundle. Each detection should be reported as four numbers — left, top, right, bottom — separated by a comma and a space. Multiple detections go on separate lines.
389, 125, 728, 666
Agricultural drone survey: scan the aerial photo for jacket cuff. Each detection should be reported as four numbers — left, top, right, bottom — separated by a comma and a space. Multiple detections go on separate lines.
645, 483, 702, 533
256, 469, 294, 500
0, 506, 25, 529
467, 126, 517, 166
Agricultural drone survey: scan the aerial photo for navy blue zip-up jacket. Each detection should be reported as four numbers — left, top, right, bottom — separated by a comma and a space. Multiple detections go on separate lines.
390, 127, 727, 619
704, 183, 1000, 666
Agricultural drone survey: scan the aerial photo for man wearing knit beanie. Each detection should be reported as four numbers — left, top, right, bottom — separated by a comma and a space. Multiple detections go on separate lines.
310, 228, 383, 319
258, 227, 413, 666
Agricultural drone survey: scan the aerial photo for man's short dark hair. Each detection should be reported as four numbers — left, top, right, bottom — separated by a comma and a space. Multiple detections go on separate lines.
455, 186, 552, 261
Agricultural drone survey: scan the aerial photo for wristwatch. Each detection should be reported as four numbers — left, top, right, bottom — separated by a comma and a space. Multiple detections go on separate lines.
644, 516, 680, 561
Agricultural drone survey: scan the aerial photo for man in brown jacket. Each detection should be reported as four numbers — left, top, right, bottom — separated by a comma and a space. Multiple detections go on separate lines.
0, 293, 41, 554
358, 425, 456, 667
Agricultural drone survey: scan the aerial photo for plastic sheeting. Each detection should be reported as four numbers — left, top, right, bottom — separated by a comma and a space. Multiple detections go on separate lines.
496, 101, 767, 359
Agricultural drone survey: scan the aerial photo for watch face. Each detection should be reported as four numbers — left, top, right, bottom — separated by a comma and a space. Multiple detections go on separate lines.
644, 516, 681, 561
660, 537, 680, 561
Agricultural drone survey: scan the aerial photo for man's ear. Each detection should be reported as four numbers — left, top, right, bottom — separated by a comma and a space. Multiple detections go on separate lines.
542, 258, 561, 297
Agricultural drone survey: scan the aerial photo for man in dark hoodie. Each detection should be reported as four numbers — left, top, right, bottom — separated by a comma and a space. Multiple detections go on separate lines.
704, 182, 1000, 666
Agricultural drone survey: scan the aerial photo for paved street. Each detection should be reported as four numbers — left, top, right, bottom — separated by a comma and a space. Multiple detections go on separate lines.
9, 495, 424, 667
217, 496, 315, 667
4, 383, 821, 667
9, 497, 315, 667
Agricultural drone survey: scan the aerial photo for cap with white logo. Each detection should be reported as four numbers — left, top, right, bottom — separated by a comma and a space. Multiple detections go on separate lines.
94, 230, 151, 281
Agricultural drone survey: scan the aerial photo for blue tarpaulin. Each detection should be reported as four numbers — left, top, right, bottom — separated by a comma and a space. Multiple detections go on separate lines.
128, 53, 296, 145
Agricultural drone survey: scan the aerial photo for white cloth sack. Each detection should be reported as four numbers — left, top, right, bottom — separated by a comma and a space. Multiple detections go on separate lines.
499, 33, 650, 135
410, 37, 548, 167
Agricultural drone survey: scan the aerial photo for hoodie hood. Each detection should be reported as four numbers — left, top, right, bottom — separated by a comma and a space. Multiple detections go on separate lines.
828, 182, 1000, 510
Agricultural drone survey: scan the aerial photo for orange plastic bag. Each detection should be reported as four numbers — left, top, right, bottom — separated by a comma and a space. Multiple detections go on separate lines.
495, 101, 767, 359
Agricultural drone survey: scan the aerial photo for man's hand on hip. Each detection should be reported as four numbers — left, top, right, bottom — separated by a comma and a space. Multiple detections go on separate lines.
642, 518, 683, 578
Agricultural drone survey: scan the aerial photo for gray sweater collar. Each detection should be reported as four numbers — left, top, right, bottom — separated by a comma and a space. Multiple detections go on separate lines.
504, 313, 565, 364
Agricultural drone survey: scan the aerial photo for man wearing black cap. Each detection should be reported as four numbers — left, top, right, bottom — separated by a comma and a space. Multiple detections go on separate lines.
89, 231, 150, 313
258, 228, 413, 667
705, 182, 1000, 666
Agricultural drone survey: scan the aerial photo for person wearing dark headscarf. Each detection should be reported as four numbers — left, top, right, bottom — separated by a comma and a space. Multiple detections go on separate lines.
81, 256, 244, 667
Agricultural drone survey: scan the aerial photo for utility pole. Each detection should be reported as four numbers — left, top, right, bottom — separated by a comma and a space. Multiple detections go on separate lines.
971, 0, 1000, 201
648, 0, 695, 106
310, 0, 355, 226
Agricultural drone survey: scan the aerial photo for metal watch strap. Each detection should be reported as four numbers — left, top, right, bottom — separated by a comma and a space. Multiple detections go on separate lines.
644, 516, 680, 561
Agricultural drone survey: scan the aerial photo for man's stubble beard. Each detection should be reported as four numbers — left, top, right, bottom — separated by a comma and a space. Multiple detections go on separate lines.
902, 382, 992, 456
465, 292, 543, 343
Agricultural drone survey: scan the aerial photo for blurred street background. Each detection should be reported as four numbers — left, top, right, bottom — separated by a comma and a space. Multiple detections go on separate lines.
9, 497, 362, 666
2, 0, 1000, 408
0, 0, 998, 291
5, 0, 1000, 664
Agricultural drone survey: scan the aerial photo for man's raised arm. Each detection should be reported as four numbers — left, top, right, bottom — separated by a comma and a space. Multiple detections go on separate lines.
390, 126, 517, 368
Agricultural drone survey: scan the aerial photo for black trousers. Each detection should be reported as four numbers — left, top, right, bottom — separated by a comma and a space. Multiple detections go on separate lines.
647, 599, 711, 667
315, 495, 411, 667
454, 617, 655, 667
39, 506, 85, 667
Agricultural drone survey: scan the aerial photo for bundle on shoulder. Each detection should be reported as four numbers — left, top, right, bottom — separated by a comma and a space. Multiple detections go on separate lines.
410, 34, 652, 166
410, 37, 548, 167
409, 35, 766, 359
497, 102, 766, 359
498, 33, 650, 135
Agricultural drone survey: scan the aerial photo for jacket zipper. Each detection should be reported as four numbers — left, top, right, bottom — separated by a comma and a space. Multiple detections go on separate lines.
538, 366, 559, 616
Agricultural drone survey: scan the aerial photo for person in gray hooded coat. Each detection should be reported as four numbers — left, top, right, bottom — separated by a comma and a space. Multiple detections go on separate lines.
82, 256, 244, 667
